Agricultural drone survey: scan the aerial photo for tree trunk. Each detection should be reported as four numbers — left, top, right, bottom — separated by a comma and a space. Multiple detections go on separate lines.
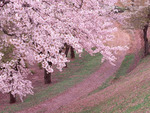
131, 0, 134, 6
44, 69, 52, 84
65, 44, 70, 57
143, 24, 149, 56
70, 46, 75, 59
64, 44, 70, 68
9, 93, 16, 104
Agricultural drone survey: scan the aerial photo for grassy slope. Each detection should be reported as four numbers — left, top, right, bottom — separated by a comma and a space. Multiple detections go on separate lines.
79, 55, 150, 113
88, 54, 135, 96
0, 52, 102, 113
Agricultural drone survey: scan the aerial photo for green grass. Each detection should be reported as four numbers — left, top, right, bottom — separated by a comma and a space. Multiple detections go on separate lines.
114, 54, 135, 79
80, 83, 150, 113
124, 93, 150, 113
79, 55, 150, 113
0, 51, 102, 113
79, 97, 115, 113
80, 106, 102, 113
88, 54, 135, 96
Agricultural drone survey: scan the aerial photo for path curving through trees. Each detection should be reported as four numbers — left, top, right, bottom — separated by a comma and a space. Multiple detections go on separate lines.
19, 53, 126, 113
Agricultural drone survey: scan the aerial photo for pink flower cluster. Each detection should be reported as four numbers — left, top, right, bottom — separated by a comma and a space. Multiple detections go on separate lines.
0, 0, 128, 101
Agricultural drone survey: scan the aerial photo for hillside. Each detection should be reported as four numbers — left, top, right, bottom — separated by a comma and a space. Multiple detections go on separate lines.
57, 55, 150, 113
0, 22, 145, 113
1, 0, 150, 113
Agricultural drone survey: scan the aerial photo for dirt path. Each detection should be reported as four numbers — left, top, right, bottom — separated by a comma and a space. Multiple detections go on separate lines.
19, 53, 125, 113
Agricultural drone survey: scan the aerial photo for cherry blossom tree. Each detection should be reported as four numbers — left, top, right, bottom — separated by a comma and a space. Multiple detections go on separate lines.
0, 52, 33, 103
59, 0, 127, 63
0, 34, 33, 103
0, 0, 128, 103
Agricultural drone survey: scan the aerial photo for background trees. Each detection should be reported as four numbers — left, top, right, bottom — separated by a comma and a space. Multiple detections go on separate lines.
115, 0, 150, 56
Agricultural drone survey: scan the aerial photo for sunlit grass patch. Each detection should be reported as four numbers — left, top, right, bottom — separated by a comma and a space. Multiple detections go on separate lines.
114, 54, 135, 79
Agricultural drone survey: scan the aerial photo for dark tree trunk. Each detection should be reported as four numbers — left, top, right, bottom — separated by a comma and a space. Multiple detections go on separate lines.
65, 44, 70, 57
9, 93, 16, 104
143, 24, 149, 56
70, 46, 75, 59
64, 44, 70, 68
131, 0, 134, 6
44, 69, 52, 84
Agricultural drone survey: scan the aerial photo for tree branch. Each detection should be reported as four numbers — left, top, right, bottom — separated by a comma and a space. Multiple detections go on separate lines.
0, 0, 10, 7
